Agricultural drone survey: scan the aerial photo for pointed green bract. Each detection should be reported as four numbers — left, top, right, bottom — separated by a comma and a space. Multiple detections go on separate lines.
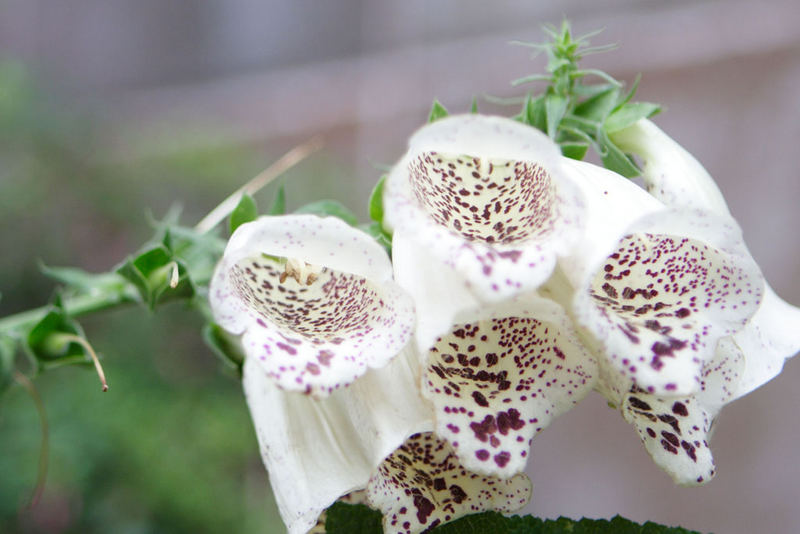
511, 20, 660, 179
597, 129, 641, 177
605, 101, 662, 133
521, 94, 546, 131
39, 265, 128, 294
560, 141, 590, 160
269, 183, 287, 215
25, 305, 90, 370
116, 231, 195, 311
572, 86, 619, 122
428, 99, 449, 123
545, 93, 567, 139
368, 175, 386, 225
228, 193, 258, 234
470, 97, 478, 113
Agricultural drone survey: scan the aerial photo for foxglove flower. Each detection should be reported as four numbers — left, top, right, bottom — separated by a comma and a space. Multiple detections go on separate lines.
611, 118, 800, 396
563, 118, 800, 485
210, 214, 415, 396
420, 295, 596, 478
366, 432, 532, 534
384, 115, 585, 353
243, 348, 433, 534
531, 156, 766, 484
552, 158, 763, 397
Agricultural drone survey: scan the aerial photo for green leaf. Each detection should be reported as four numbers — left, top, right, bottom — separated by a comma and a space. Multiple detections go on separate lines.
228, 193, 258, 234
572, 81, 618, 99
470, 97, 478, 114
269, 184, 287, 215
604, 101, 661, 133
202, 323, 244, 376
560, 142, 589, 160
325, 502, 382, 534
544, 93, 568, 139
368, 175, 386, 224
324, 505, 706, 534
618, 73, 642, 107
572, 86, 619, 123
428, 100, 449, 123
597, 130, 641, 178
521, 94, 546, 132
295, 200, 359, 226
116, 245, 195, 310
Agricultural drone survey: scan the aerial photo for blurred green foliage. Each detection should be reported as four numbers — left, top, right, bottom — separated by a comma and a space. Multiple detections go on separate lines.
0, 60, 353, 533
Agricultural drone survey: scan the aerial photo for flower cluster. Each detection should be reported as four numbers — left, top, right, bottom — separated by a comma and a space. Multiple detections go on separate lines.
209, 114, 800, 534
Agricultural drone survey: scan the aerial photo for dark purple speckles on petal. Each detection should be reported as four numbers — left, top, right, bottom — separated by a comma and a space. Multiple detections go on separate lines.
366, 433, 531, 534
588, 233, 761, 394
407, 153, 560, 246
231, 256, 414, 396
623, 389, 715, 485
423, 315, 595, 477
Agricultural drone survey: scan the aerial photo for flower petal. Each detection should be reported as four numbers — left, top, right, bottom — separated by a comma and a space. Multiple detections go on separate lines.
555, 161, 763, 396
621, 389, 715, 486
211, 215, 415, 396
611, 119, 800, 393
421, 297, 596, 477
730, 284, 800, 397
243, 349, 433, 534
610, 119, 731, 215
384, 115, 584, 307
618, 343, 744, 486
391, 229, 481, 355
366, 432, 531, 534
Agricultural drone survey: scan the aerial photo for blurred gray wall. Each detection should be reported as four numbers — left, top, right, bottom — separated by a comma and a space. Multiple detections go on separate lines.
2, 1, 799, 533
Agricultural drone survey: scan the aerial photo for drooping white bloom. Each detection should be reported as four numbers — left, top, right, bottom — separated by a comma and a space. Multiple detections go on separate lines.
384, 115, 585, 353
366, 432, 532, 534
243, 348, 433, 534
559, 118, 800, 485
552, 158, 763, 398
611, 118, 800, 398
420, 295, 596, 478
209, 214, 415, 396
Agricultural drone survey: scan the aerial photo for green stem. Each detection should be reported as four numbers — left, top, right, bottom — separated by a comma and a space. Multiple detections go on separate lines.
0, 285, 138, 336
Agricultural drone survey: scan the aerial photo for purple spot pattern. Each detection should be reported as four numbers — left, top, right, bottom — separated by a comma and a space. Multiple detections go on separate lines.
366, 432, 531, 534
230, 257, 413, 395
623, 389, 715, 485
589, 233, 760, 393
408, 153, 559, 245
423, 317, 594, 476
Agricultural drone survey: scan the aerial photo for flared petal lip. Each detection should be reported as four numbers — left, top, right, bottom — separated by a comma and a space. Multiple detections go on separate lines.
210, 214, 416, 396
384, 115, 585, 303
573, 208, 764, 396
421, 294, 597, 478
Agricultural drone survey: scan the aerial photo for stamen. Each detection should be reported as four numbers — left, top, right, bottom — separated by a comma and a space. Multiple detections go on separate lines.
58, 334, 109, 392
280, 258, 322, 286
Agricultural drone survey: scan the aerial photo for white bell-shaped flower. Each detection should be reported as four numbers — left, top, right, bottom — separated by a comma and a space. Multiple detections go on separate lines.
210, 214, 416, 397
384, 115, 585, 354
